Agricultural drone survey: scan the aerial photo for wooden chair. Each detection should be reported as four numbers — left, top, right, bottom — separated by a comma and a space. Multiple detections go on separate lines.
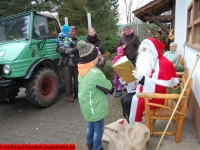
137, 67, 193, 143
176, 55, 185, 78
178, 55, 185, 67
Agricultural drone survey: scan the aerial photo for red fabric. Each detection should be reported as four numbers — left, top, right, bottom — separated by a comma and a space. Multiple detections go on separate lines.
147, 37, 165, 58
112, 55, 122, 65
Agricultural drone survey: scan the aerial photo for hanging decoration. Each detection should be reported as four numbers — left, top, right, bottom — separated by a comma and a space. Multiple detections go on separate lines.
168, 29, 174, 40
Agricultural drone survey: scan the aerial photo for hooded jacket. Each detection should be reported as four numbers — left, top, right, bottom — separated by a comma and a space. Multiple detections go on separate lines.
78, 62, 112, 122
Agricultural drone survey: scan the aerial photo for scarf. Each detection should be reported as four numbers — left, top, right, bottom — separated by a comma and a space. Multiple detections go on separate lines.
86, 34, 99, 44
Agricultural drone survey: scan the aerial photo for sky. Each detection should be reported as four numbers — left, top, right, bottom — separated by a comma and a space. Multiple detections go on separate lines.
118, 0, 153, 25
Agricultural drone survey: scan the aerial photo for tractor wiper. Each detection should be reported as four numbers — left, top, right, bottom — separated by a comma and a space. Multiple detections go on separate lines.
9, 36, 19, 42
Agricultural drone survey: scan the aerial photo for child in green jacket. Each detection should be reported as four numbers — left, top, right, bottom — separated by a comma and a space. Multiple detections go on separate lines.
77, 40, 114, 150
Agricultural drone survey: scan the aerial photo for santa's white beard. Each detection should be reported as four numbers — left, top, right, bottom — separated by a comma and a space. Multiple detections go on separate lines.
136, 52, 155, 77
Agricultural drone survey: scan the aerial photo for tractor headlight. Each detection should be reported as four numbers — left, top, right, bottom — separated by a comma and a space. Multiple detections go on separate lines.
3, 65, 11, 75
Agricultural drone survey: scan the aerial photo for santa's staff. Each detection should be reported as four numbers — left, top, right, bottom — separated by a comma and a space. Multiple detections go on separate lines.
156, 52, 200, 150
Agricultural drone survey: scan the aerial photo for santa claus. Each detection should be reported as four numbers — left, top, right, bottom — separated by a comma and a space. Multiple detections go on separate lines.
129, 37, 179, 125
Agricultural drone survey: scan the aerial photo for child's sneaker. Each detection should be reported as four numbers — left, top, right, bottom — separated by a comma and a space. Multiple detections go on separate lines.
58, 62, 63, 68
118, 90, 122, 96
115, 90, 122, 97
68, 61, 75, 66
114, 90, 119, 97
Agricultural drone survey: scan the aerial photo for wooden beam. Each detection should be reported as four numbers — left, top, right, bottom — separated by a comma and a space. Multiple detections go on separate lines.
154, 20, 170, 33
171, 0, 175, 30
144, 15, 174, 20
149, 20, 172, 23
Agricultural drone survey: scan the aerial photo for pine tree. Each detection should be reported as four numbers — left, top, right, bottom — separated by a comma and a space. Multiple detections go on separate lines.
0, 0, 53, 18
85, 0, 118, 36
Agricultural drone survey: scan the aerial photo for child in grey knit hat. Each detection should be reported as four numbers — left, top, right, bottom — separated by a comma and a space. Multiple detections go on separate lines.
77, 40, 114, 150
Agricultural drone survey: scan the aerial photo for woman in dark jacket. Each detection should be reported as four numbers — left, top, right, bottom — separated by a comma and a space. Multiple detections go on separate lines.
85, 27, 102, 53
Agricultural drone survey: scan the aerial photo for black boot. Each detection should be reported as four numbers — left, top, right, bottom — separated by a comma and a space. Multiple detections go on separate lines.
123, 110, 126, 118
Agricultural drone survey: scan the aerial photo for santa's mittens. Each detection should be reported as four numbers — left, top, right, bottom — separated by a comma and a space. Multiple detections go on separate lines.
119, 78, 126, 85
132, 70, 143, 81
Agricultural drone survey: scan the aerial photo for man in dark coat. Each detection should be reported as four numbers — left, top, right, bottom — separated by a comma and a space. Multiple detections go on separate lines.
56, 26, 80, 102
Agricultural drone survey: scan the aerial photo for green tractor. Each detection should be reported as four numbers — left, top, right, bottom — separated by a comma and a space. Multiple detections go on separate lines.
0, 11, 64, 107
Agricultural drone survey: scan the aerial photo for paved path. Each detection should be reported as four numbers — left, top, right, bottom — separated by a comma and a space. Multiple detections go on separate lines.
0, 88, 122, 150
0, 89, 199, 150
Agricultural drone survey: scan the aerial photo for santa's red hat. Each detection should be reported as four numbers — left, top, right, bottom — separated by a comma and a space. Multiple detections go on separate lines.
140, 37, 165, 59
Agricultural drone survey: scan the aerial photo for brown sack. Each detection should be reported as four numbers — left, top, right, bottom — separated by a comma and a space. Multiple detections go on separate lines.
102, 119, 150, 150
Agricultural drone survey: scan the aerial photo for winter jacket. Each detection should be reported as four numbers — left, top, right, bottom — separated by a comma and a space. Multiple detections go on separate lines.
116, 32, 141, 60
56, 36, 80, 65
78, 63, 112, 122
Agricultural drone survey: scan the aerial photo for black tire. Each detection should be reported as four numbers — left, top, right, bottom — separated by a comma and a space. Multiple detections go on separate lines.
25, 68, 59, 107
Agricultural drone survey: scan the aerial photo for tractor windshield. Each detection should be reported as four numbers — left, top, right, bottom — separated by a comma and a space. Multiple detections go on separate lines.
0, 15, 30, 42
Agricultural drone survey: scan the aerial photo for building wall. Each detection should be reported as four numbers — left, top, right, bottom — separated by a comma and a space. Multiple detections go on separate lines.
175, 0, 200, 142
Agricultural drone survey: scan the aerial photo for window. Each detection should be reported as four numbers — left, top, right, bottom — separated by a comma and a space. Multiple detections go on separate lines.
33, 15, 59, 39
0, 15, 30, 42
186, 0, 200, 50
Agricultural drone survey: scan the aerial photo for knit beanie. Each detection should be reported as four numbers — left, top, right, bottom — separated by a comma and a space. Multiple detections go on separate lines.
123, 24, 131, 30
117, 46, 124, 55
77, 40, 98, 63
62, 25, 70, 33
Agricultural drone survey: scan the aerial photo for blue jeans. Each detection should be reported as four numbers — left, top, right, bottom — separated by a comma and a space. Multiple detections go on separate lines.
86, 118, 104, 150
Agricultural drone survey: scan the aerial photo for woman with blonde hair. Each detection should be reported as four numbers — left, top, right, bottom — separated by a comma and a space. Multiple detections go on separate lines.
85, 27, 102, 53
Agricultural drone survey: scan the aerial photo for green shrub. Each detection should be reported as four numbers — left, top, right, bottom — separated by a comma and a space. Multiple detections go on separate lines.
100, 34, 119, 54
103, 58, 114, 83
168, 86, 180, 94
175, 66, 185, 72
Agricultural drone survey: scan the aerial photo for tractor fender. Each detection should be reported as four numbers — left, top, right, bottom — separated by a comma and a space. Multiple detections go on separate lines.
24, 58, 63, 82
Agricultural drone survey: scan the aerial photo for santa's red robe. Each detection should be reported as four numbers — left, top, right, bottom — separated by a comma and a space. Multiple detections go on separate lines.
129, 38, 179, 125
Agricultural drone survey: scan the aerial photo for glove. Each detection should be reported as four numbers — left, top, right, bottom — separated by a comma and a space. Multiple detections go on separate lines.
110, 87, 115, 95
119, 78, 126, 85
70, 42, 75, 47
65, 48, 72, 54
132, 70, 143, 81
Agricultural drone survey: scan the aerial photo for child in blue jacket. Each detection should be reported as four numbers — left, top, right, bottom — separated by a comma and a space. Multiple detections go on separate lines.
56, 25, 75, 67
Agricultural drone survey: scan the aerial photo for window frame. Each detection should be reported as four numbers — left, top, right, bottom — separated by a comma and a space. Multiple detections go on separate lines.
186, 0, 200, 51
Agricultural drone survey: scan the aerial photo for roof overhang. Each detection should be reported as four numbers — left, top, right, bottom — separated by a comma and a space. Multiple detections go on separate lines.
132, 0, 175, 33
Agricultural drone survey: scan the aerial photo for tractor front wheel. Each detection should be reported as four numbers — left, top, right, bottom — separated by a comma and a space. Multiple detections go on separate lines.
26, 68, 59, 107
